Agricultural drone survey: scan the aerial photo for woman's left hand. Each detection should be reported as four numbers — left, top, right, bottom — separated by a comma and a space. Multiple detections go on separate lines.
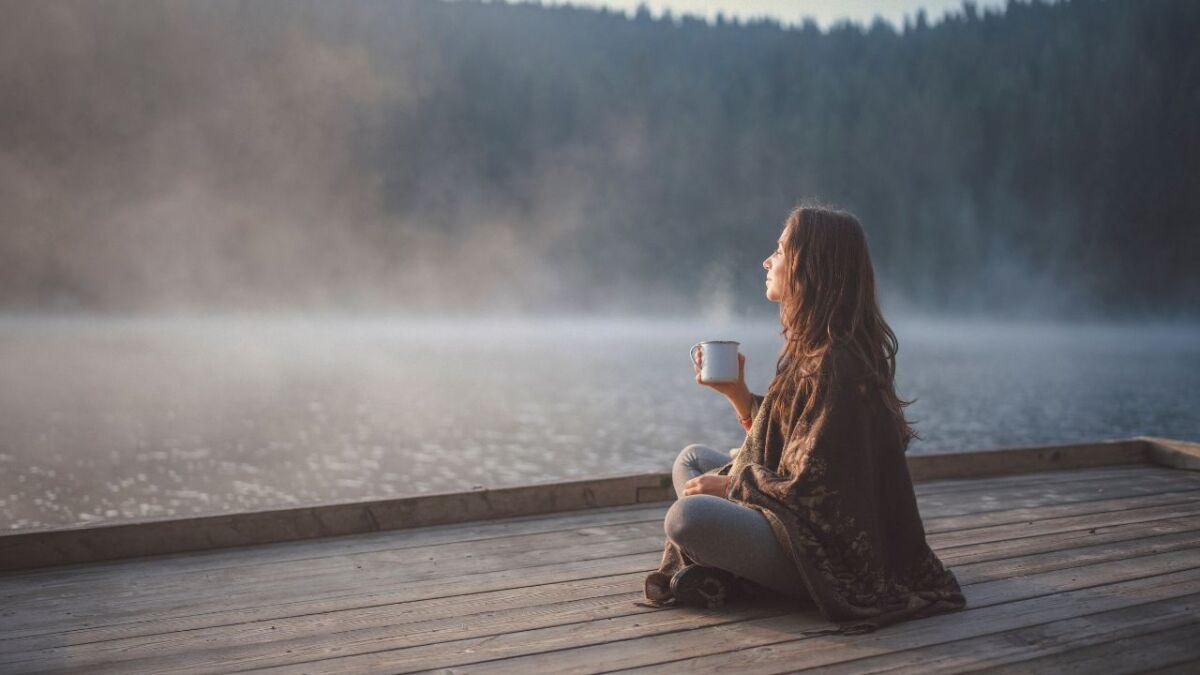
683, 474, 732, 498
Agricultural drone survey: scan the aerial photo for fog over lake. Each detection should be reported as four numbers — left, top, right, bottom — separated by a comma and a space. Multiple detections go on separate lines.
1, 314, 1196, 531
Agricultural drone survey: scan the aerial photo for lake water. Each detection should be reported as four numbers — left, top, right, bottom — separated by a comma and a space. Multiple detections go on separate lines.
1, 314, 1197, 530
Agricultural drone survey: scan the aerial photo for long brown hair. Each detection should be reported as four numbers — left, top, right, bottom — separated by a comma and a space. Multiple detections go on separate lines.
766, 201, 920, 460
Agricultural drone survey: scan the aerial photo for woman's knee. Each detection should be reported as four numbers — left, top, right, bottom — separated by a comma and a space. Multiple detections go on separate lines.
672, 443, 707, 471
674, 443, 726, 475
664, 494, 725, 547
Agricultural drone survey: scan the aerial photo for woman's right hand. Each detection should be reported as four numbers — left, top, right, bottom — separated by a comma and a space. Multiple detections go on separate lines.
694, 349, 750, 400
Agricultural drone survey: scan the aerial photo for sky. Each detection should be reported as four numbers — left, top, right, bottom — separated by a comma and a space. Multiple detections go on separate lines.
512, 0, 1014, 29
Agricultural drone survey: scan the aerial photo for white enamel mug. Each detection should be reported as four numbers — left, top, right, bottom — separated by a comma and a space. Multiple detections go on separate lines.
690, 340, 740, 384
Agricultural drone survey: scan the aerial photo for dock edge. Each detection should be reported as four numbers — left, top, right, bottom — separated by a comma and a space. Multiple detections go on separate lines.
1, 435, 1197, 572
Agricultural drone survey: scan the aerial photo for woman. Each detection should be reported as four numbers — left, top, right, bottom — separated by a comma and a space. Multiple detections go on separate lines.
641, 203, 967, 635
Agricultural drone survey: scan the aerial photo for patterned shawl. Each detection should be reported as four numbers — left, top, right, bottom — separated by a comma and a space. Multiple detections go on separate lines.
642, 348, 967, 634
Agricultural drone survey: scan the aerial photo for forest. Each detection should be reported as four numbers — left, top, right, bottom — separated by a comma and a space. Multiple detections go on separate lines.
2, 0, 1197, 318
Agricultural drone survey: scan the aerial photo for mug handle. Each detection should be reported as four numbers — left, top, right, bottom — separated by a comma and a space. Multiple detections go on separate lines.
690, 342, 703, 369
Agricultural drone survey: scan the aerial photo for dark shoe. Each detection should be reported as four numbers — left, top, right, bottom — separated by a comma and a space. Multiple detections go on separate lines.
643, 571, 674, 605
670, 564, 737, 609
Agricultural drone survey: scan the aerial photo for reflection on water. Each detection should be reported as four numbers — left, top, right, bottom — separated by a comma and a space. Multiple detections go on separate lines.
1, 315, 1197, 530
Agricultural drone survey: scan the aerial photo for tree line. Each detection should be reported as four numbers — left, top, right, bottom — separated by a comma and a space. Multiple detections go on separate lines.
2, 0, 1196, 318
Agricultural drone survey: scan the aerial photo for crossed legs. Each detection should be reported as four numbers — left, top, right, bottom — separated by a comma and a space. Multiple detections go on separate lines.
664, 443, 812, 603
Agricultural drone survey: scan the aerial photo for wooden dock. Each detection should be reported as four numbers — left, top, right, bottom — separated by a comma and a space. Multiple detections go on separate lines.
2, 435, 1199, 673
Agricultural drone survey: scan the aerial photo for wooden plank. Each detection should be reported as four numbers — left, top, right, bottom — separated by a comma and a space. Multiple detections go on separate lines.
1139, 659, 1200, 675
35, 458, 1161, 586
979, 620, 1200, 674
0, 472, 677, 572
8, 506, 1197, 658
6, 467, 1191, 606
0, 501, 667, 583
6, 484, 1200, 643
0, 593, 789, 675
918, 465, 1200, 501
0, 569, 649, 656
933, 502, 1200, 554
0, 511, 1185, 658
905, 438, 1147, 482
913, 463, 1166, 496
8, 527, 1200, 673
8, 465, 1186, 602
0, 532, 668, 628
0, 536, 680, 640
0, 469, 1183, 592
926, 490, 1200, 539
456, 552, 1200, 672
0, 551, 659, 646
16, 532, 1200, 674
783, 592, 1200, 674
947, 528, 1200, 584
6, 464, 1148, 589
0, 518, 666, 606
7, 481, 1195, 632
0, 437, 1172, 571
0, 573, 682, 673
914, 474, 1200, 520
1142, 436, 1200, 472
201, 549, 1200, 674
935, 513, 1200, 566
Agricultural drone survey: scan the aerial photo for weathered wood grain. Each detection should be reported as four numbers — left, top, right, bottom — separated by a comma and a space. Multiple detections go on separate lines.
241, 550, 1200, 674
4, 469, 1195, 637
768, 592, 1200, 674
8, 521, 1198, 674
467, 555, 1200, 675
4, 449, 1200, 674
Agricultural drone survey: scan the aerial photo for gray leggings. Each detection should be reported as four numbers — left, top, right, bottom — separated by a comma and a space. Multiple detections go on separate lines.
665, 443, 812, 603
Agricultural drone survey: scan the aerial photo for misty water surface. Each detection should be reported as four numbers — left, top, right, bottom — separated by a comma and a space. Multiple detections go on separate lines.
1, 315, 1197, 530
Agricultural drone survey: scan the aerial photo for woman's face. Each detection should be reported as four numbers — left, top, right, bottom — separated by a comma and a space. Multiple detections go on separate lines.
762, 229, 788, 303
